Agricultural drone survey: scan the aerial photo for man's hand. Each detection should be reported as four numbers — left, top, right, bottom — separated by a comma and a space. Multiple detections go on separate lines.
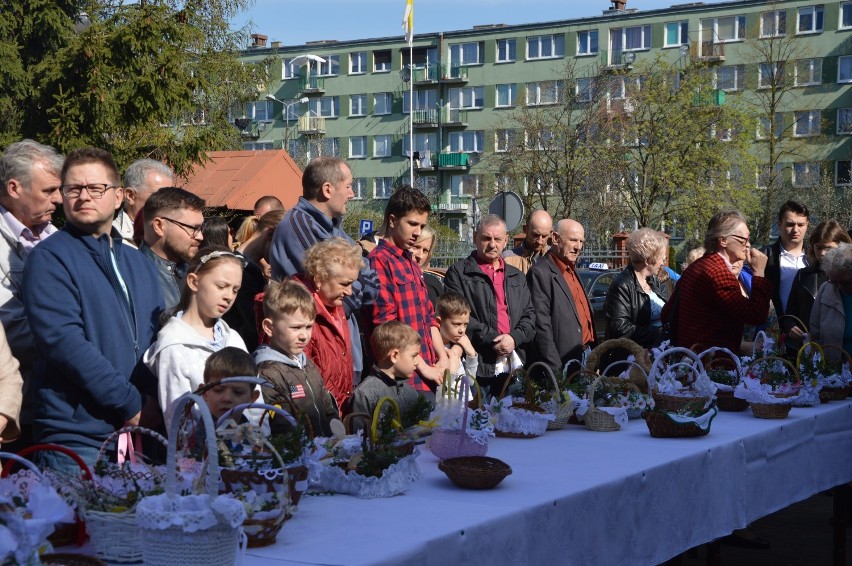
746, 247, 768, 278
492, 334, 515, 357
124, 411, 142, 427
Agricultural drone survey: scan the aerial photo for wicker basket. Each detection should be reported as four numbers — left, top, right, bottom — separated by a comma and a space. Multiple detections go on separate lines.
492, 370, 555, 438
751, 402, 792, 419
586, 338, 650, 393
584, 377, 624, 432
438, 456, 512, 490
430, 373, 491, 459
599, 359, 650, 419
136, 393, 246, 566
525, 361, 574, 430
643, 401, 717, 438
648, 347, 711, 412
41, 554, 106, 566
697, 346, 749, 412
743, 355, 799, 419
816, 344, 852, 403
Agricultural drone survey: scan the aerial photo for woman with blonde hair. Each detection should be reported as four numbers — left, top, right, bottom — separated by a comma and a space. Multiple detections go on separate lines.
408, 225, 443, 306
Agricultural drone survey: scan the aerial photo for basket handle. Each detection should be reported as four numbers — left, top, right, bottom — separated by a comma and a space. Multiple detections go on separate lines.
343, 412, 371, 434
216, 402, 298, 429
796, 342, 825, 370
820, 343, 852, 366
777, 313, 809, 334
743, 355, 800, 388
5, 443, 94, 480
648, 346, 706, 390
600, 359, 650, 382
0, 451, 46, 479
525, 361, 563, 400
167, 392, 219, 498
96, 425, 168, 468
752, 330, 772, 358
440, 368, 454, 399
586, 377, 605, 409
370, 396, 402, 442
696, 346, 743, 382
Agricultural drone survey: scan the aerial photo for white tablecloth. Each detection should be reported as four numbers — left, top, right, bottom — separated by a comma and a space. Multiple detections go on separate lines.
245, 402, 851, 564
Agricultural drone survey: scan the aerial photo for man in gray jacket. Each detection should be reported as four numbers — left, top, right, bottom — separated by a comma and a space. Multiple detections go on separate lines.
0, 140, 64, 451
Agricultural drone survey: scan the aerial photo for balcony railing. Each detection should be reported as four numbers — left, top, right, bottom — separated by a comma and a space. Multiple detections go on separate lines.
412, 109, 439, 126
441, 64, 469, 81
298, 75, 325, 93
298, 115, 326, 134
411, 64, 439, 83
444, 109, 469, 125
435, 194, 470, 212
699, 40, 725, 61
437, 153, 470, 169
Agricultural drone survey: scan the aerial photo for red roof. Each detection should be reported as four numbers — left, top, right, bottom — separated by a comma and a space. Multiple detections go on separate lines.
183, 150, 303, 211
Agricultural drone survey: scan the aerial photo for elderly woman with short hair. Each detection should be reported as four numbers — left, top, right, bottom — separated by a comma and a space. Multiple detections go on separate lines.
809, 243, 852, 359
661, 210, 770, 353
604, 228, 670, 348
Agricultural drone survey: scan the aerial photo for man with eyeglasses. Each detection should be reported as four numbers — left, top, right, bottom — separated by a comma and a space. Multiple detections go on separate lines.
113, 158, 175, 246
20, 147, 164, 471
140, 187, 206, 309
0, 139, 64, 452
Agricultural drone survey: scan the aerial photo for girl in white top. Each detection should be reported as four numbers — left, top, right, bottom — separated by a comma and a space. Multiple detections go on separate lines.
144, 247, 248, 426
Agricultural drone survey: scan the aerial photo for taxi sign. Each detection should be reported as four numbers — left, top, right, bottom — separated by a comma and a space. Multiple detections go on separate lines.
588, 262, 610, 270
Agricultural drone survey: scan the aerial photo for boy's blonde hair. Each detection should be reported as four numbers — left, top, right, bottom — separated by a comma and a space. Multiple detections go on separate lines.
263, 279, 317, 320
370, 321, 421, 362
435, 292, 471, 319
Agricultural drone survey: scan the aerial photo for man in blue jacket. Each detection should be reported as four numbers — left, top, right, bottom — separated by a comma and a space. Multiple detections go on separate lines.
22, 147, 164, 471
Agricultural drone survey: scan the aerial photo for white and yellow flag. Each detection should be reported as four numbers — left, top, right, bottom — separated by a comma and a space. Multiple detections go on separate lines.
402, 0, 414, 45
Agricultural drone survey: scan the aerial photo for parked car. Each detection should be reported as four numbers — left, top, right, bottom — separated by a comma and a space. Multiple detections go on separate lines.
576, 264, 619, 341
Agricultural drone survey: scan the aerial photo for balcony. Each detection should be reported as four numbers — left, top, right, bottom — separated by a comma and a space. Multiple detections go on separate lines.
437, 152, 470, 171
412, 64, 439, 85
435, 194, 470, 212
444, 109, 469, 127
441, 64, 469, 83
698, 41, 726, 63
298, 115, 326, 134
234, 118, 259, 139
412, 109, 439, 128
298, 75, 326, 95
600, 49, 635, 72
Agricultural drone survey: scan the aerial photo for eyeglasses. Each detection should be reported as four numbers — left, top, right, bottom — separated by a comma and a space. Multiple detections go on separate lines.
161, 217, 203, 239
728, 234, 750, 246
60, 183, 118, 199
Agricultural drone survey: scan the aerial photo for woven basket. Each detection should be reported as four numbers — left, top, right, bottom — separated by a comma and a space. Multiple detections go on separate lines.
816, 344, 852, 403
584, 377, 622, 432
600, 359, 649, 419
438, 456, 512, 490
137, 393, 245, 566
492, 370, 554, 438
586, 338, 650, 393
41, 554, 106, 566
751, 402, 792, 419
697, 346, 749, 412
525, 361, 574, 430
743, 355, 800, 419
643, 401, 717, 438
81, 426, 168, 563
648, 347, 711, 412
430, 373, 490, 459
6, 444, 93, 548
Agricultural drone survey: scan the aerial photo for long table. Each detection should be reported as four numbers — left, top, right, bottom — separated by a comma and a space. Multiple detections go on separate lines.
244, 401, 852, 566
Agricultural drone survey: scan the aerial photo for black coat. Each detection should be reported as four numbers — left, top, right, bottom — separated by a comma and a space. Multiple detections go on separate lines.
603, 265, 667, 348
443, 253, 536, 378
526, 254, 594, 376
785, 263, 825, 333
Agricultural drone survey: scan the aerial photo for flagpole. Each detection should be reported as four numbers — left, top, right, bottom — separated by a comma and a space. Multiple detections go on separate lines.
409, 43, 414, 187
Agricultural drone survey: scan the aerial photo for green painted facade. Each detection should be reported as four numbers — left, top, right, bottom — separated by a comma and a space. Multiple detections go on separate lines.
239, 0, 852, 233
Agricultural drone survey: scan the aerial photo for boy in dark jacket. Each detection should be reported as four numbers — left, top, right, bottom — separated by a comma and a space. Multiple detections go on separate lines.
347, 321, 425, 433
254, 280, 339, 437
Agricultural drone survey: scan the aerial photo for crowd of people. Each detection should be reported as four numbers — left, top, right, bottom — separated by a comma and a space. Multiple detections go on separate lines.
0, 141, 851, 478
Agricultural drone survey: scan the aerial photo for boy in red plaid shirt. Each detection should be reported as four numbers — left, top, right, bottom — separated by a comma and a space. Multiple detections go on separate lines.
365, 186, 449, 399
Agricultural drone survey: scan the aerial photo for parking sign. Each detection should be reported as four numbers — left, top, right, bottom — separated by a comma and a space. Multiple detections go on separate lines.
359, 220, 374, 236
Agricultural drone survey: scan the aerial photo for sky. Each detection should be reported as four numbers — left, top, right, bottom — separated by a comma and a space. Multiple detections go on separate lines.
232, 0, 734, 47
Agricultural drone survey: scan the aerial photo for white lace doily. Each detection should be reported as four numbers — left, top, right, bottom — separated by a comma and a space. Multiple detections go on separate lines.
136, 493, 247, 532
307, 451, 422, 498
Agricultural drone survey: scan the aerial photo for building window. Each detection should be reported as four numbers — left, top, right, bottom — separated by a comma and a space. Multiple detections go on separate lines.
243, 141, 274, 151
496, 84, 516, 108
403, 89, 437, 113
577, 30, 599, 55
374, 135, 392, 158
716, 65, 746, 91
757, 113, 784, 140
758, 62, 785, 88
611, 25, 651, 52
837, 108, 852, 134
451, 175, 481, 197
450, 42, 484, 66
349, 136, 367, 159
839, 56, 852, 83
760, 10, 787, 37
526, 35, 565, 60
665, 21, 688, 47
245, 100, 273, 121
496, 39, 516, 62
793, 162, 820, 188
701, 15, 746, 43
374, 93, 393, 115
373, 50, 391, 72
794, 110, 820, 136
836, 160, 851, 186
311, 137, 340, 158
375, 178, 393, 199
448, 87, 484, 110
525, 128, 556, 151
795, 58, 822, 86
350, 94, 367, 117
310, 97, 339, 118
282, 58, 295, 80
525, 176, 555, 196
526, 81, 563, 106
446, 218, 462, 237
350, 52, 367, 74
316, 55, 339, 77
841, 3, 852, 29
495, 129, 516, 152
797, 6, 824, 33
352, 178, 366, 199
403, 133, 436, 156
448, 131, 484, 153
576, 78, 594, 102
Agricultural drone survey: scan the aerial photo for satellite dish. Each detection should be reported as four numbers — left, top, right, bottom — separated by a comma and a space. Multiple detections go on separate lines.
488, 191, 524, 233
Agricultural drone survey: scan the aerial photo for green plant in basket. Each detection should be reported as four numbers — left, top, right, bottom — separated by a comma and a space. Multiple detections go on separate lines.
355, 407, 410, 479
707, 367, 738, 387
267, 420, 312, 467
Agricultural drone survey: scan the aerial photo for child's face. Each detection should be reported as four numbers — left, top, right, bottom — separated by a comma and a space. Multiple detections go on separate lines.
438, 313, 470, 344
391, 343, 421, 379
263, 309, 314, 356
387, 211, 429, 250
187, 260, 243, 322
204, 382, 259, 420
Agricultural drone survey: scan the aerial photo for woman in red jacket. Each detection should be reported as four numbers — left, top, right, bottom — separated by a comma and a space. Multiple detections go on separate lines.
296, 238, 364, 412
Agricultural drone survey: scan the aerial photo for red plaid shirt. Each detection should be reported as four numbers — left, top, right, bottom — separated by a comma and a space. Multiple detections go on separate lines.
663, 253, 772, 353
366, 239, 437, 392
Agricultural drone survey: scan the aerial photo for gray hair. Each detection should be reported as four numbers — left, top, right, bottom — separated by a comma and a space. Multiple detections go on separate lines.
475, 214, 506, 235
0, 139, 64, 189
627, 228, 667, 264
704, 210, 748, 251
124, 158, 174, 190
822, 243, 852, 280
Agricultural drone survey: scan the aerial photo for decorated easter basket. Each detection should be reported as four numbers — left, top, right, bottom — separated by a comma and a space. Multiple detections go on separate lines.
584, 377, 627, 432
812, 344, 852, 402
599, 359, 653, 419
586, 338, 650, 393
696, 346, 749, 412
135, 393, 247, 566
738, 356, 801, 419
429, 374, 492, 460
643, 399, 718, 438
490, 370, 555, 438
647, 347, 714, 412
523, 361, 575, 430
